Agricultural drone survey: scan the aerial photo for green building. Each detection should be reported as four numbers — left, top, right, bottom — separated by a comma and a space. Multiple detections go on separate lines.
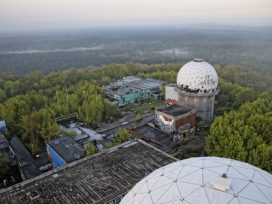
104, 76, 164, 106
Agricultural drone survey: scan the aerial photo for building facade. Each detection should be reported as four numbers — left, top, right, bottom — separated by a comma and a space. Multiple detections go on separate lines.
46, 136, 84, 169
155, 104, 196, 138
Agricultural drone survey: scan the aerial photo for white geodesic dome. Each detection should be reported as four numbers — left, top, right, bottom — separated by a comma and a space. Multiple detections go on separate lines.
177, 59, 218, 94
121, 157, 272, 204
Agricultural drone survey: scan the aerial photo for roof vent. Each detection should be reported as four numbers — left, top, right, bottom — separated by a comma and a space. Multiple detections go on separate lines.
193, 58, 203, 62
52, 173, 59, 179
74, 153, 80, 159
27, 191, 40, 200
210, 176, 231, 192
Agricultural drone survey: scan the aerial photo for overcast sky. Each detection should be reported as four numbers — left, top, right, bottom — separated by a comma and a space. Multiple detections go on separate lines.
1, 0, 272, 31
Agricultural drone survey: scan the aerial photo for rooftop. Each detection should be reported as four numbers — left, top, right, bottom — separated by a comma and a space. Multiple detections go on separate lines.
9, 136, 33, 166
121, 157, 272, 204
131, 125, 176, 154
47, 136, 85, 163
156, 104, 195, 117
20, 163, 42, 180
34, 152, 50, 169
104, 76, 164, 97
56, 115, 103, 142
0, 140, 176, 204
9, 136, 43, 180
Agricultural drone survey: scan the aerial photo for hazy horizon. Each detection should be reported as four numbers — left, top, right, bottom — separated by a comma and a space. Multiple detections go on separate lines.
1, 0, 272, 32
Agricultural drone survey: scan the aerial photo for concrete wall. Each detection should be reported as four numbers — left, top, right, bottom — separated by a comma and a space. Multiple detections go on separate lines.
177, 92, 215, 126
154, 114, 175, 134
165, 85, 178, 103
175, 113, 196, 130
46, 144, 66, 169
155, 111, 196, 134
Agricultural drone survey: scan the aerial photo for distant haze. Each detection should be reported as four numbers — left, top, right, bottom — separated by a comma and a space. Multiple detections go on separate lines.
1, 0, 272, 31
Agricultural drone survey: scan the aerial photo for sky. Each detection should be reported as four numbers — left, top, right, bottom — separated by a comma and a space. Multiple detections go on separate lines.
1, 0, 272, 31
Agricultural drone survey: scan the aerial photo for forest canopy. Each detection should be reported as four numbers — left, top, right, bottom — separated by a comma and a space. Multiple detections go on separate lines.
206, 93, 272, 172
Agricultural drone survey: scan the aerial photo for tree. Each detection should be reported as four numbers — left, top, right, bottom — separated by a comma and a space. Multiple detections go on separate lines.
135, 112, 142, 120
0, 88, 6, 102
85, 142, 96, 156
20, 108, 59, 154
0, 152, 10, 179
206, 93, 272, 172
107, 128, 130, 148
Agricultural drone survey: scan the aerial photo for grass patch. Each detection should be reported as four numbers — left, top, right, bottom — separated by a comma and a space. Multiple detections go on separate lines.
132, 100, 165, 115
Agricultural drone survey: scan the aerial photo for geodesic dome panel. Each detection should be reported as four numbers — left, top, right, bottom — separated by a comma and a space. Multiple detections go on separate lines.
177, 59, 218, 94
121, 157, 272, 204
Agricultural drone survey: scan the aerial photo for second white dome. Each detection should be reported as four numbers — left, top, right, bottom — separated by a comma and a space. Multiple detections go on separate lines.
121, 157, 272, 204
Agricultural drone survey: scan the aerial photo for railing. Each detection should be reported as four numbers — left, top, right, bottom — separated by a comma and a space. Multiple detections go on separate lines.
55, 113, 78, 122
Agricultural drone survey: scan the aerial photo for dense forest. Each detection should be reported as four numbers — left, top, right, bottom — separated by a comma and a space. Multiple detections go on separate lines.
0, 63, 272, 172
206, 93, 272, 172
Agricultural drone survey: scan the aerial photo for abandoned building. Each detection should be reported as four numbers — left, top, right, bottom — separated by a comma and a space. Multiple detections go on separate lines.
130, 125, 176, 154
103, 76, 164, 106
0, 140, 176, 204
46, 136, 85, 169
9, 136, 43, 181
56, 114, 103, 143
155, 104, 196, 138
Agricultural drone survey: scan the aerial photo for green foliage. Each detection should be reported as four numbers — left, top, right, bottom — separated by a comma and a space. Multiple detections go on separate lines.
132, 100, 165, 116
61, 130, 77, 139
20, 108, 60, 154
135, 112, 142, 120
0, 80, 119, 153
206, 93, 272, 172
0, 152, 10, 179
216, 65, 272, 94
216, 79, 256, 114
85, 142, 97, 156
107, 128, 130, 148
138, 70, 178, 83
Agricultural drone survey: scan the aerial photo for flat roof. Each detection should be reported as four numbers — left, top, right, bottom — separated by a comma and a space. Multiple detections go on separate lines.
104, 76, 164, 97
9, 136, 33, 165
156, 104, 194, 117
57, 116, 102, 142
132, 125, 175, 154
0, 140, 176, 204
47, 136, 85, 163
